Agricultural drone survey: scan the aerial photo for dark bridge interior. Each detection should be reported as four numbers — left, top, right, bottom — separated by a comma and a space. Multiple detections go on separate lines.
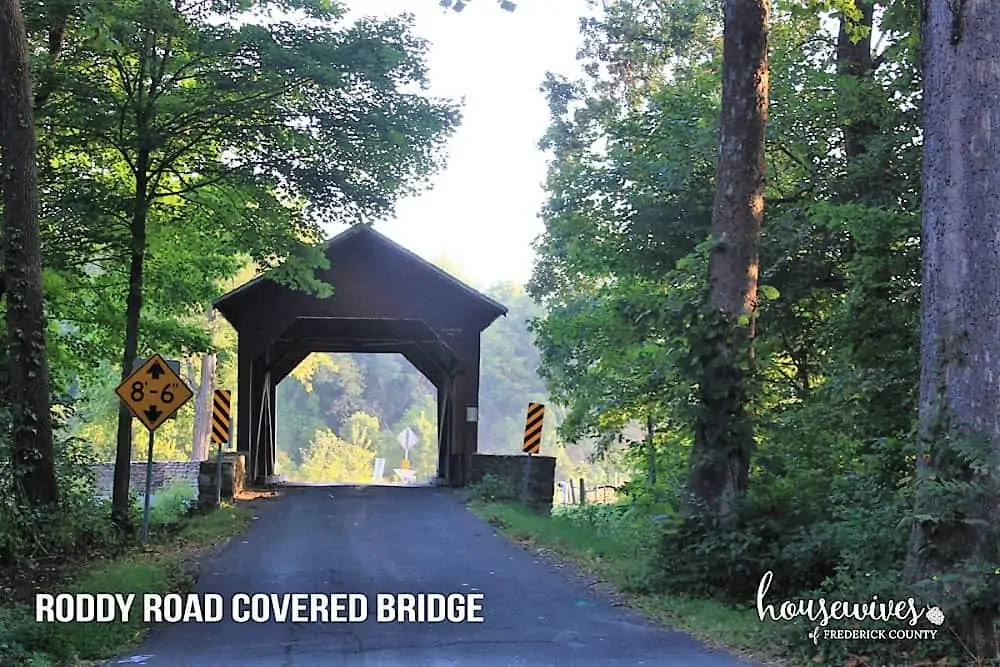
213, 225, 508, 487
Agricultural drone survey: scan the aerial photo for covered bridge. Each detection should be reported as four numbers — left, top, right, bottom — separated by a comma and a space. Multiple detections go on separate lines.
213, 224, 508, 487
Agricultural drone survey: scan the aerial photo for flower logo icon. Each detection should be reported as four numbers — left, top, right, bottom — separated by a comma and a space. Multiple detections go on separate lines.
926, 607, 945, 626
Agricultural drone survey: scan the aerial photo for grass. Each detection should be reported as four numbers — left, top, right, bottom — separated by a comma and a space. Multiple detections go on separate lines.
0, 502, 254, 667
468, 500, 788, 666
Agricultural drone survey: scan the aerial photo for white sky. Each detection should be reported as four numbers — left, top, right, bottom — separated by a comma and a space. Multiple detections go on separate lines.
329, 0, 591, 288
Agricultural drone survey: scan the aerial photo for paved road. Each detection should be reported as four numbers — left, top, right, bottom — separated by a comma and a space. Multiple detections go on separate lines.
111, 486, 757, 666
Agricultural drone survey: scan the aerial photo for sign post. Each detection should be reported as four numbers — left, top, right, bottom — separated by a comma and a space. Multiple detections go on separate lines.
397, 427, 419, 470
115, 354, 193, 543
211, 390, 232, 506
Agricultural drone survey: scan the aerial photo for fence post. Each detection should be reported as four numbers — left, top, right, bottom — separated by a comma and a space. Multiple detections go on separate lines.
579, 478, 586, 505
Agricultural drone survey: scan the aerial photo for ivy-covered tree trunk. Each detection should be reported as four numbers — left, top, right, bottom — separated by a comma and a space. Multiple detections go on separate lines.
686, 0, 769, 518
906, 0, 1000, 655
0, 0, 58, 506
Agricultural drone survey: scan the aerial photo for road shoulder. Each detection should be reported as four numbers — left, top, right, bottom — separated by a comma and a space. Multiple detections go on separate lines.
465, 499, 787, 667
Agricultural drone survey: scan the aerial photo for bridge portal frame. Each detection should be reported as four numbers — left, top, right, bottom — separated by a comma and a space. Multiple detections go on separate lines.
213, 224, 507, 487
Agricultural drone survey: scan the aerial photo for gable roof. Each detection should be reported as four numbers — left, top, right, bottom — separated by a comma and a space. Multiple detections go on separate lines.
214, 224, 509, 319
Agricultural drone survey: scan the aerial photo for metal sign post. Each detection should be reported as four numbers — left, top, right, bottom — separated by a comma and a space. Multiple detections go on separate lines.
115, 354, 194, 544
142, 429, 155, 542
211, 390, 232, 505
216, 441, 223, 505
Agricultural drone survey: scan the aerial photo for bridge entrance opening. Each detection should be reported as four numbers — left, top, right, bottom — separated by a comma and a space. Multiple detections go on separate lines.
213, 225, 507, 487
274, 352, 440, 486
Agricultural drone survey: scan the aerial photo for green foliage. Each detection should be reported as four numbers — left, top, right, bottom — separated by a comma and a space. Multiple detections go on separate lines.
0, 406, 125, 565
4, 0, 988, 661
551, 502, 664, 591
0, 605, 56, 667
294, 429, 376, 483
465, 474, 518, 504
27, 0, 461, 384
147, 482, 197, 527
905, 424, 1000, 660
518, 0, 997, 662
0, 505, 252, 666
473, 497, 788, 658
173, 504, 253, 543
13, 562, 171, 662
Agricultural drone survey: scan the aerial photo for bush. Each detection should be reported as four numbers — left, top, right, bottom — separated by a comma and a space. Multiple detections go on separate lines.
554, 500, 667, 593
0, 506, 254, 666
651, 500, 834, 602
553, 502, 632, 541
145, 482, 197, 527
0, 431, 126, 566
645, 431, 995, 665
465, 474, 518, 504
0, 605, 53, 667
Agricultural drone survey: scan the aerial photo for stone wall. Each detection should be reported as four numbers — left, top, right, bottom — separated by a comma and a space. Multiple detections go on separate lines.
469, 454, 556, 514
198, 452, 246, 507
91, 461, 201, 499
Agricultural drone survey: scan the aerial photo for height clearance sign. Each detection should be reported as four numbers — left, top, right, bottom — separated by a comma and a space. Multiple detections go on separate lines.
116, 354, 193, 431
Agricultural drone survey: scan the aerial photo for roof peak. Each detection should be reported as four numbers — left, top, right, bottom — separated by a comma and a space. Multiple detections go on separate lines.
320, 224, 508, 315
214, 223, 508, 320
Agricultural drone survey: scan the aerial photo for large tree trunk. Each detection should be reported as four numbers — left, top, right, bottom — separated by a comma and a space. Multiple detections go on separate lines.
111, 154, 150, 530
191, 352, 216, 461
906, 0, 1000, 655
0, 0, 58, 506
686, 0, 769, 519
190, 306, 217, 461
836, 0, 875, 162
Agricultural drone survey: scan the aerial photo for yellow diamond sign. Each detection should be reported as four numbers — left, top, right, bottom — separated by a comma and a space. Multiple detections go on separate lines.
116, 353, 193, 431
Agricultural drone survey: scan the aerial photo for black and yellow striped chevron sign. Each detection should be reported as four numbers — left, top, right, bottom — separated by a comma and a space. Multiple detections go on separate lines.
211, 389, 231, 445
522, 402, 545, 454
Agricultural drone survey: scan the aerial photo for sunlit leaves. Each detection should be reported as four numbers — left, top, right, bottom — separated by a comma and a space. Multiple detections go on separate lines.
530, 0, 923, 490
31, 0, 460, 376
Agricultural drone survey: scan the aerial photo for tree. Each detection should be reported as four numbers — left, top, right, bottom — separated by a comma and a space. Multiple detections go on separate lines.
341, 411, 380, 451
397, 397, 438, 479
685, 0, 769, 519
297, 429, 375, 483
0, 0, 57, 506
906, 0, 1000, 654
34, 0, 459, 527
185, 311, 216, 463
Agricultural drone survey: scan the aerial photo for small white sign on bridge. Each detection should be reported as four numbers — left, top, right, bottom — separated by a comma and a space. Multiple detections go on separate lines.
372, 458, 386, 482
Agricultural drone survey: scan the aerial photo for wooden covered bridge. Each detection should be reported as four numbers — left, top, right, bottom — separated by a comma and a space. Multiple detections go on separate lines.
213, 225, 508, 487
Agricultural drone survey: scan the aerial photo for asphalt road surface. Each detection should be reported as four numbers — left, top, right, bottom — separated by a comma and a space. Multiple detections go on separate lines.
110, 486, 758, 666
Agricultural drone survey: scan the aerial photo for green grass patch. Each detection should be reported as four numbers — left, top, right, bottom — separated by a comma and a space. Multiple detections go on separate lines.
0, 504, 253, 667
176, 504, 252, 543
469, 501, 786, 666
146, 482, 198, 528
